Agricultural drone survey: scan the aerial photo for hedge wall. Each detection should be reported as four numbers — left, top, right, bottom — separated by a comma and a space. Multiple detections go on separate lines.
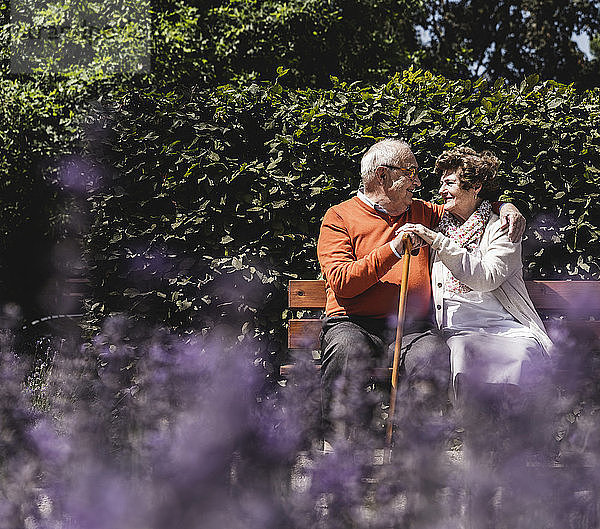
0, 77, 94, 319
81, 69, 600, 368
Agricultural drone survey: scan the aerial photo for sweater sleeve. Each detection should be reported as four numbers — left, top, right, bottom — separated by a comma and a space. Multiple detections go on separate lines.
417, 200, 445, 228
317, 207, 400, 298
431, 220, 522, 292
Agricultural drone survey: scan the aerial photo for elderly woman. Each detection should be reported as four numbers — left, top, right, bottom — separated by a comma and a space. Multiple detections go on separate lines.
399, 147, 552, 394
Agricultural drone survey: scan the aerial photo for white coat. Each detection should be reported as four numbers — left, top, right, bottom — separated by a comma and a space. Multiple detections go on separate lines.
430, 213, 553, 355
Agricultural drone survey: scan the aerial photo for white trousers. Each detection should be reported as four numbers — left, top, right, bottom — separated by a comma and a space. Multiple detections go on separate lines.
447, 332, 548, 392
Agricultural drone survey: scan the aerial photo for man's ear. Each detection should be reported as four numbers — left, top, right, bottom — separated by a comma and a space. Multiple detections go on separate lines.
375, 166, 386, 182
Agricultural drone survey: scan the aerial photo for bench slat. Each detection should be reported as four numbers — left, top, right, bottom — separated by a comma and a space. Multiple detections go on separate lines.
288, 279, 600, 313
288, 280, 326, 308
288, 319, 322, 349
526, 280, 600, 313
556, 320, 600, 340
288, 319, 600, 352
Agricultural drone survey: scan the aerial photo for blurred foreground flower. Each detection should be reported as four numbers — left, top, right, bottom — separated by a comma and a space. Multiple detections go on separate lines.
1, 317, 600, 528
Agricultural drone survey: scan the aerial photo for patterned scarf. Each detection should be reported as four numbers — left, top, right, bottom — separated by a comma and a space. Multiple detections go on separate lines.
438, 200, 492, 294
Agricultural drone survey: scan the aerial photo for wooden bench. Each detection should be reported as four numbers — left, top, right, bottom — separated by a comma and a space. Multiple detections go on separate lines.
283, 279, 600, 523
282, 279, 600, 376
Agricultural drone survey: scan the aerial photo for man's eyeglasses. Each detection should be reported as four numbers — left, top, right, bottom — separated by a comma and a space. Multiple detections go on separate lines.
381, 164, 419, 181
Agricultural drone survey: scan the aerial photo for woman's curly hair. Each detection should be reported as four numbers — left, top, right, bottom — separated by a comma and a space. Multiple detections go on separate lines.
434, 146, 501, 201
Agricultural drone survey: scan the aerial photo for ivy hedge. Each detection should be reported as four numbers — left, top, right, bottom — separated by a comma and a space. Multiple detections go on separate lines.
79, 69, 600, 369
0, 76, 94, 319
0, 75, 145, 320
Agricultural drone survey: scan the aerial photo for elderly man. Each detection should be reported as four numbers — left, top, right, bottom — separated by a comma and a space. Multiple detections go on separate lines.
317, 138, 525, 442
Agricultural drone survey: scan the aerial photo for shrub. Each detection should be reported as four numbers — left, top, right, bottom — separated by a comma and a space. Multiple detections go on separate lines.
80, 70, 600, 370
0, 76, 92, 319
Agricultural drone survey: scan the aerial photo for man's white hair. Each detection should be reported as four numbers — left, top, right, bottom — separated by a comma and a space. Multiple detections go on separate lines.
360, 139, 412, 190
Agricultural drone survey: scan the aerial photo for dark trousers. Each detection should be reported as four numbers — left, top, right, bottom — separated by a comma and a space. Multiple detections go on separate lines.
320, 316, 451, 442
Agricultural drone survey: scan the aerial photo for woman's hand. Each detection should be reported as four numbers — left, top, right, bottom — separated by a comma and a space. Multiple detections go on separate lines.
396, 223, 437, 246
498, 203, 525, 242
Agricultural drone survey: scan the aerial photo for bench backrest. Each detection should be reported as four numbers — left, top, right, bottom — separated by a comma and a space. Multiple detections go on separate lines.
288, 279, 600, 350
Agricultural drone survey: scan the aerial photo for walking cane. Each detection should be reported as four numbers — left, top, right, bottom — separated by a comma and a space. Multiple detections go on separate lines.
385, 235, 413, 456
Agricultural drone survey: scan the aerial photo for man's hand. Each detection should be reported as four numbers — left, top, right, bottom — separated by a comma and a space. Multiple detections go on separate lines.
499, 203, 526, 242
392, 226, 428, 256
397, 224, 437, 246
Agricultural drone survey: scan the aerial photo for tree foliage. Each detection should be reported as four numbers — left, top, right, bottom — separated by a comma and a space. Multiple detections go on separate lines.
2, 0, 151, 77
2, 0, 599, 87
591, 34, 600, 60
203, 0, 426, 86
151, 0, 600, 88
422, 0, 600, 88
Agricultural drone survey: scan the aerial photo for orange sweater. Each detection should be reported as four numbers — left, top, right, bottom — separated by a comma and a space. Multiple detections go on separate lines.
317, 197, 444, 323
